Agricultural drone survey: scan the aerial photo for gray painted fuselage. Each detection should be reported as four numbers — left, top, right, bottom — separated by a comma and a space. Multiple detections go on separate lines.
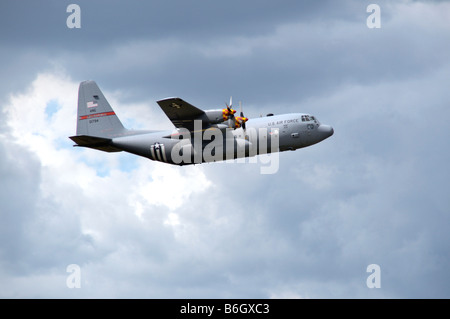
110, 113, 334, 165
69, 80, 333, 165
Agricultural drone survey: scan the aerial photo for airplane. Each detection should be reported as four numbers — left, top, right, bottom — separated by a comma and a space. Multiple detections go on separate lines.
69, 80, 334, 166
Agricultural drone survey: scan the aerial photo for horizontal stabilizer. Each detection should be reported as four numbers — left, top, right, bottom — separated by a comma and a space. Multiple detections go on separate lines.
69, 135, 122, 152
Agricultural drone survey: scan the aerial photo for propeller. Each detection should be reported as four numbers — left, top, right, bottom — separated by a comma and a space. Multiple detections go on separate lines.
235, 101, 248, 130
222, 96, 236, 121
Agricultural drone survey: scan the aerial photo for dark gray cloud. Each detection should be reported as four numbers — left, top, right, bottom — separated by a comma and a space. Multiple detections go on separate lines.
0, 0, 343, 45
0, 137, 41, 274
0, 0, 365, 100
1, 0, 450, 298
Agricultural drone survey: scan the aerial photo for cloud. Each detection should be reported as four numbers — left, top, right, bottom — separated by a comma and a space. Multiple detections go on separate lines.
1, 0, 450, 298
0, 71, 214, 297
34, 0, 448, 113
2, 60, 450, 297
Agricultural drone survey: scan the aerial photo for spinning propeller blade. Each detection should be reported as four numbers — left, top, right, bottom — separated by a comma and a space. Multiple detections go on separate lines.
236, 101, 248, 130
222, 96, 236, 127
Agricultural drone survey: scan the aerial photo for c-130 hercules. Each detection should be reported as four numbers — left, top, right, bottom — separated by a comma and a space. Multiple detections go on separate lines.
69, 81, 333, 167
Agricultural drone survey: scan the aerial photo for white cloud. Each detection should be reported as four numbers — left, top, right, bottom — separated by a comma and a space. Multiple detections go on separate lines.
4, 70, 211, 206
2, 0, 450, 299
0, 71, 214, 297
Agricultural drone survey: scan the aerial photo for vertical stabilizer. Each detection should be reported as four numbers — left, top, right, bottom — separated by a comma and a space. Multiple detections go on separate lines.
76, 80, 126, 137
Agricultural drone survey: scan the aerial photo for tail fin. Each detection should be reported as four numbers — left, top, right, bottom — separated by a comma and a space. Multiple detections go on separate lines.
75, 80, 126, 138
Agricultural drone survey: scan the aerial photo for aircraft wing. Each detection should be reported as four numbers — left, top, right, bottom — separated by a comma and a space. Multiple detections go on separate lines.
157, 97, 205, 131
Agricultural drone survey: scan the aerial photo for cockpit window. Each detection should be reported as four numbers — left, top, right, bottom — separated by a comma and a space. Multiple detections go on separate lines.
311, 115, 320, 125
301, 115, 311, 122
302, 115, 321, 125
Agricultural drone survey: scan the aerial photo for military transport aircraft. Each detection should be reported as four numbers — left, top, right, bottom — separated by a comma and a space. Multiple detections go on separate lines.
69, 81, 333, 165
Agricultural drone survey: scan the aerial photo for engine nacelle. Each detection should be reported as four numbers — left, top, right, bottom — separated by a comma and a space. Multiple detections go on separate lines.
201, 109, 226, 124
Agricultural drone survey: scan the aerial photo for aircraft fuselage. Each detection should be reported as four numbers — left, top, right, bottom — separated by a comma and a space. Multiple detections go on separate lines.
110, 113, 334, 165
69, 81, 334, 168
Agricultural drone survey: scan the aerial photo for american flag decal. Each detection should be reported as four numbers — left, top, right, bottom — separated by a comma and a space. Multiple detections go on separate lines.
87, 101, 98, 108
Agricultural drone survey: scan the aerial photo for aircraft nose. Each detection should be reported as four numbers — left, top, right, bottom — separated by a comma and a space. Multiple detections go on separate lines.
318, 124, 334, 139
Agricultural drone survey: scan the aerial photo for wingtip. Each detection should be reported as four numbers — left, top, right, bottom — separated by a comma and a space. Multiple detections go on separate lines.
157, 97, 181, 103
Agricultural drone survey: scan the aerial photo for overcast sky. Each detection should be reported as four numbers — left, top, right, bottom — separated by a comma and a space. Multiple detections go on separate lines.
1, 0, 449, 298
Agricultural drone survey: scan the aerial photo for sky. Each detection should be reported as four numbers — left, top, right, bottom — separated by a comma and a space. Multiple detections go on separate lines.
0, 0, 449, 298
